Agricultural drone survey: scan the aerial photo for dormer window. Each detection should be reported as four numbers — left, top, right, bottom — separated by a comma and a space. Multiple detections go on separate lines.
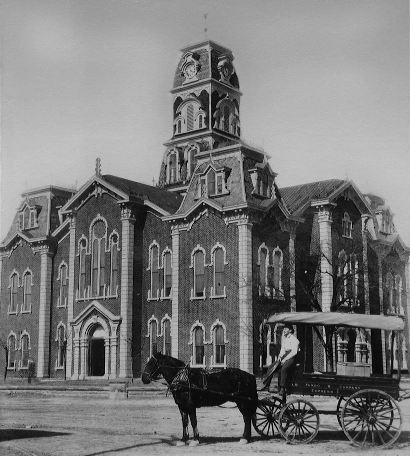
250, 169, 273, 198
17, 205, 38, 230
196, 166, 230, 199
342, 212, 352, 238
213, 97, 240, 136
381, 211, 393, 234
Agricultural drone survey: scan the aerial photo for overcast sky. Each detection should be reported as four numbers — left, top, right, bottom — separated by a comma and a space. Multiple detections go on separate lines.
1, 0, 409, 243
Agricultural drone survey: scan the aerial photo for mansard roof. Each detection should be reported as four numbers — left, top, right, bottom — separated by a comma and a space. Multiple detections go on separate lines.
1, 186, 74, 248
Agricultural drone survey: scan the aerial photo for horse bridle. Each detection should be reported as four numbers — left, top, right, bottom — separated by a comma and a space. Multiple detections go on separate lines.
146, 356, 161, 381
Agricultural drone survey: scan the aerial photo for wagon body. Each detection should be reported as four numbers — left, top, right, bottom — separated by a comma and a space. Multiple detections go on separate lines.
253, 312, 406, 448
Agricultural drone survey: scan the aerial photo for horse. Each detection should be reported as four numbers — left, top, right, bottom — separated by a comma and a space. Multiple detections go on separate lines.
141, 352, 258, 446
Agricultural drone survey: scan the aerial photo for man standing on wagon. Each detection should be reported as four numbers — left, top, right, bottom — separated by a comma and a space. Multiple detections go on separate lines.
261, 324, 299, 402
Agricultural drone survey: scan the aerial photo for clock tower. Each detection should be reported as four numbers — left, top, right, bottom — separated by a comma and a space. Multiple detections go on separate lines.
158, 40, 242, 193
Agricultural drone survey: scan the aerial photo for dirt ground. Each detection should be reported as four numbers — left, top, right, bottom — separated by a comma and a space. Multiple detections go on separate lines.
0, 388, 409, 456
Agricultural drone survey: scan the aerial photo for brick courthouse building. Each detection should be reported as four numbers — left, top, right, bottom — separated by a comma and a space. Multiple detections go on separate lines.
1, 40, 409, 381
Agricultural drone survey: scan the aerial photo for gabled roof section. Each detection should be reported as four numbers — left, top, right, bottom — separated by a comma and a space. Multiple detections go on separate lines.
102, 175, 183, 214
280, 179, 345, 216
71, 300, 122, 327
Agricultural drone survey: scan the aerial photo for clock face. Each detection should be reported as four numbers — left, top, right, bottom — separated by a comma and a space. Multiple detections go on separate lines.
185, 63, 197, 79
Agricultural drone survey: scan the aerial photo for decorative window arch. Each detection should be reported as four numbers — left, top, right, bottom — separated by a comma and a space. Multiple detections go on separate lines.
161, 316, 172, 356
148, 241, 160, 300
90, 217, 107, 297
19, 331, 31, 369
55, 323, 66, 369
214, 97, 240, 136
109, 231, 120, 296
147, 316, 159, 357
57, 262, 68, 308
8, 270, 19, 314
190, 322, 206, 366
257, 243, 269, 296
175, 98, 204, 135
7, 332, 17, 369
342, 212, 353, 238
211, 244, 227, 298
185, 143, 199, 178
167, 149, 179, 183
162, 248, 172, 298
210, 320, 227, 367
190, 246, 206, 299
78, 237, 88, 299
21, 269, 33, 313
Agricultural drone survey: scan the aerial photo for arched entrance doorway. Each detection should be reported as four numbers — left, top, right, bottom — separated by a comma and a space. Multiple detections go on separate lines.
88, 325, 105, 376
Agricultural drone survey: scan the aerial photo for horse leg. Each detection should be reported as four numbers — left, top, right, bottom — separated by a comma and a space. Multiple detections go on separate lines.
176, 407, 189, 446
237, 403, 252, 444
188, 408, 200, 446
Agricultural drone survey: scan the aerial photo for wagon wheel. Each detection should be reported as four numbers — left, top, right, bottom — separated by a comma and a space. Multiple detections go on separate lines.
278, 398, 320, 444
252, 397, 283, 438
336, 396, 347, 428
341, 389, 402, 448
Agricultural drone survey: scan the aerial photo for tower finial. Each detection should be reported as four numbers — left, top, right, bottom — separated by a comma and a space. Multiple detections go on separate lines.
95, 157, 101, 177
203, 13, 208, 39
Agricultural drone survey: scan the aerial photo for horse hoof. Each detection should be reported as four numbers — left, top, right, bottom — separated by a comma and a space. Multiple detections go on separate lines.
176, 441, 186, 447
189, 440, 200, 447
239, 438, 249, 445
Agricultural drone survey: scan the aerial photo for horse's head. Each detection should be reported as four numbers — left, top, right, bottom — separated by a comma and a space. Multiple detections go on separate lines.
141, 353, 162, 384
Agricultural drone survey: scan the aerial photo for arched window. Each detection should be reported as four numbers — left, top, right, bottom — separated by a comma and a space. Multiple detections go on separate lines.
223, 105, 230, 132
342, 212, 352, 238
23, 206, 30, 229
163, 319, 171, 356
193, 250, 205, 297
91, 220, 106, 297
7, 334, 16, 369
177, 119, 181, 134
78, 238, 87, 298
272, 248, 283, 296
213, 325, 225, 365
149, 243, 160, 299
258, 246, 268, 296
22, 271, 32, 313
9, 272, 19, 314
385, 272, 394, 313
198, 114, 203, 129
169, 152, 177, 183
193, 326, 205, 365
343, 254, 359, 306
186, 103, 194, 131
110, 233, 119, 296
149, 319, 158, 357
393, 275, 403, 314
20, 333, 30, 368
59, 264, 68, 307
213, 247, 225, 296
56, 325, 66, 368
163, 251, 172, 298
208, 169, 216, 195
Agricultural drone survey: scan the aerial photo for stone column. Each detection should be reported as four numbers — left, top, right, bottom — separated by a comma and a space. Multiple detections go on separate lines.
361, 215, 370, 314
110, 336, 118, 377
238, 217, 253, 373
104, 339, 110, 378
73, 336, 80, 379
317, 206, 334, 312
66, 213, 77, 379
80, 339, 87, 379
119, 207, 135, 378
378, 256, 387, 373
36, 245, 53, 378
171, 226, 180, 358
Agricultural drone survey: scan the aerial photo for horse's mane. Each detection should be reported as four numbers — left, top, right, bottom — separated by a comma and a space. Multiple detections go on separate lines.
154, 352, 186, 369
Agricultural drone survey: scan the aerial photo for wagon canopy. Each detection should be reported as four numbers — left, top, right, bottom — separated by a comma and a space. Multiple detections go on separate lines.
267, 312, 405, 331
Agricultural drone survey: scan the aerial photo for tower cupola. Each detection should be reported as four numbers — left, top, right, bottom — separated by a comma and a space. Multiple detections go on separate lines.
159, 41, 242, 193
